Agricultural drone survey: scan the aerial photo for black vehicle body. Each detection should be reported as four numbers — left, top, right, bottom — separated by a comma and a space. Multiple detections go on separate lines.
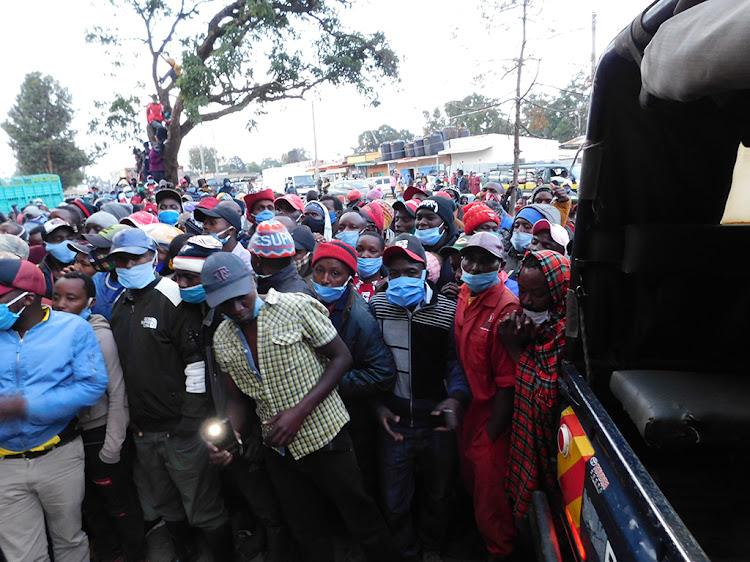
533, 1, 750, 561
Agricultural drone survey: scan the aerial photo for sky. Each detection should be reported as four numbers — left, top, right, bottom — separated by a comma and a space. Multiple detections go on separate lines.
0, 0, 648, 183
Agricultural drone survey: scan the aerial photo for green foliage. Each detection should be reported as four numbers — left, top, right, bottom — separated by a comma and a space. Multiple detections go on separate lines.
1, 72, 89, 187
423, 94, 512, 136
187, 145, 218, 172
281, 148, 309, 165
246, 161, 262, 174
355, 124, 413, 153
522, 72, 590, 142
221, 155, 247, 173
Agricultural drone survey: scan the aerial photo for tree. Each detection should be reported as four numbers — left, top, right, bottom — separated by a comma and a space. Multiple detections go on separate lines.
522, 72, 590, 141
187, 145, 218, 173
221, 155, 247, 173
422, 94, 512, 136
88, 0, 399, 183
246, 161, 262, 174
281, 148, 309, 165
2, 72, 89, 187
355, 124, 413, 153
259, 157, 282, 170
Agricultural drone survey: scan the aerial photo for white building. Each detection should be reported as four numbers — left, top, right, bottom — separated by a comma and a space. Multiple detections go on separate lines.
439, 133, 560, 173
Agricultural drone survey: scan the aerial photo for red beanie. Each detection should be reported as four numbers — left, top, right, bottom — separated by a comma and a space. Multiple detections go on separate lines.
360, 203, 385, 233
312, 240, 358, 276
463, 202, 500, 235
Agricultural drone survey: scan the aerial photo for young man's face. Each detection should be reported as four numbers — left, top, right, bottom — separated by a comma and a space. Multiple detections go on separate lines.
534, 190, 553, 205
415, 209, 443, 231
312, 258, 350, 288
338, 212, 366, 233
73, 252, 97, 277
202, 216, 233, 237
513, 218, 533, 234
158, 198, 181, 212
393, 210, 415, 235
527, 229, 564, 255
356, 234, 384, 259
218, 293, 257, 325
473, 220, 499, 234
45, 228, 74, 245
112, 250, 154, 269
461, 248, 501, 275
172, 270, 201, 289
518, 267, 553, 312
387, 255, 424, 280
275, 201, 301, 221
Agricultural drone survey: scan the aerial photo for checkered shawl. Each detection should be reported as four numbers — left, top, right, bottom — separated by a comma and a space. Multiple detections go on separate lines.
506, 250, 570, 517
212, 289, 349, 459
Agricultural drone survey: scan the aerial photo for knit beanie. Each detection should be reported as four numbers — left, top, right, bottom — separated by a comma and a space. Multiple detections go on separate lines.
249, 219, 296, 258
425, 252, 442, 283
417, 196, 454, 227
361, 203, 385, 232
312, 240, 358, 276
463, 202, 500, 235
369, 199, 394, 229
172, 235, 223, 273
366, 188, 383, 201
85, 211, 118, 231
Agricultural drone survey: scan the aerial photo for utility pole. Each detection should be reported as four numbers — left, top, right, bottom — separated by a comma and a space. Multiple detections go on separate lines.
312, 101, 320, 184
199, 145, 206, 175
211, 127, 219, 177
510, 0, 529, 217
591, 12, 597, 80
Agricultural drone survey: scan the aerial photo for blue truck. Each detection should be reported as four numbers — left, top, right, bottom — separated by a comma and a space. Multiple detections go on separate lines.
531, 1, 747, 560
0, 174, 64, 215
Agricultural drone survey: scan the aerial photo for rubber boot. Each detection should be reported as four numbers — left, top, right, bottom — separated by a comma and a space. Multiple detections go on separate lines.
166, 520, 200, 562
203, 523, 235, 562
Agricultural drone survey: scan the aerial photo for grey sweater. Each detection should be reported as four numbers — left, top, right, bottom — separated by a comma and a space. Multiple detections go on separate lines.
77, 314, 130, 463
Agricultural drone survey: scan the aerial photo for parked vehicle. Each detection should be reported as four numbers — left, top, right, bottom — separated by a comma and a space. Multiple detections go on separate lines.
0, 175, 63, 214
328, 178, 373, 198
533, 2, 749, 561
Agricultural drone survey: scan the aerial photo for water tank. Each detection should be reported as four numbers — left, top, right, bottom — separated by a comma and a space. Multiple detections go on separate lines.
458, 127, 470, 138
414, 139, 425, 157
442, 126, 459, 140
424, 136, 434, 156
390, 140, 405, 160
405, 142, 415, 158
427, 133, 444, 155
380, 142, 391, 161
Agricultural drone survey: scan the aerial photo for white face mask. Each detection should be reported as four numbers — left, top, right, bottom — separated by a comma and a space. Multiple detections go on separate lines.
523, 307, 550, 326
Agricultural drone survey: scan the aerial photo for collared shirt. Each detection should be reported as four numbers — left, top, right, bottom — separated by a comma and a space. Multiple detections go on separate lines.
213, 289, 349, 459
231, 243, 254, 272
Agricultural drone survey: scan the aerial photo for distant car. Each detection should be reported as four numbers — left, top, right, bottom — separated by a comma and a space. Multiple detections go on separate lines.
328, 179, 374, 198
371, 176, 392, 191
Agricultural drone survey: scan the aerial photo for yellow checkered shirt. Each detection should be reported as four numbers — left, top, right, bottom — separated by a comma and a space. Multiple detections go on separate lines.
213, 289, 349, 459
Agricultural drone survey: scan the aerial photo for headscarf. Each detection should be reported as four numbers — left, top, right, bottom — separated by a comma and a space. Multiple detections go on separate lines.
304, 200, 332, 241
506, 250, 570, 518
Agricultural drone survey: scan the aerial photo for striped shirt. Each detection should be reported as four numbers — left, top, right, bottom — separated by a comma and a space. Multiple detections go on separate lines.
213, 289, 349, 459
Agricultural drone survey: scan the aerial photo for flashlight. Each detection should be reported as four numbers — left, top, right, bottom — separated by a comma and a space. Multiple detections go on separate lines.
200, 418, 241, 456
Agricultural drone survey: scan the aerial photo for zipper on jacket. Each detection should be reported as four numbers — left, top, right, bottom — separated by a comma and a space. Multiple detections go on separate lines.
15, 336, 26, 452
407, 309, 414, 428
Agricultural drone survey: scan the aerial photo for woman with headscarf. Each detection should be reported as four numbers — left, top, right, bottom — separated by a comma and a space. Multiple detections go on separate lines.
302, 200, 332, 242
498, 250, 570, 519
413, 196, 461, 290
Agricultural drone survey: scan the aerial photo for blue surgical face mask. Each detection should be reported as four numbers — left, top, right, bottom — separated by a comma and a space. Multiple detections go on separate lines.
0, 292, 29, 331
461, 269, 501, 293
210, 227, 233, 245
180, 284, 206, 303
329, 211, 337, 225
313, 282, 348, 304
357, 256, 382, 279
414, 226, 442, 247
254, 210, 276, 224
116, 261, 156, 290
386, 271, 426, 308
335, 230, 360, 248
158, 210, 180, 226
511, 231, 533, 253
44, 241, 77, 264
79, 307, 92, 320
252, 295, 263, 319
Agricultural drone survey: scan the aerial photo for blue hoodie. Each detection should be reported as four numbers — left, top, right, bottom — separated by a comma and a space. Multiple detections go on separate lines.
0, 308, 108, 451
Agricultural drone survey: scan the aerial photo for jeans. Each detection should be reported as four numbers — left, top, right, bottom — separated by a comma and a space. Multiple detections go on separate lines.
378, 424, 457, 557
264, 429, 396, 562
0, 438, 87, 562
82, 427, 146, 561
132, 431, 227, 530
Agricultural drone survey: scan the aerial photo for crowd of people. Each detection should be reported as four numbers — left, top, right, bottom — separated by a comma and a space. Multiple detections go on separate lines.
0, 173, 574, 562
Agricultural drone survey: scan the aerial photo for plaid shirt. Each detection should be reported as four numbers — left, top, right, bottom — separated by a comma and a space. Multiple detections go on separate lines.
213, 289, 349, 459
506, 250, 570, 517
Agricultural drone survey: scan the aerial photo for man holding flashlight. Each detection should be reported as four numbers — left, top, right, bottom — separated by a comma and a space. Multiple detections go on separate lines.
204, 252, 396, 562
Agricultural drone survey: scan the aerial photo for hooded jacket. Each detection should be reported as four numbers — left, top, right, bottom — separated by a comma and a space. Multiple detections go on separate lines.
256, 262, 316, 298
78, 313, 129, 464
110, 277, 207, 433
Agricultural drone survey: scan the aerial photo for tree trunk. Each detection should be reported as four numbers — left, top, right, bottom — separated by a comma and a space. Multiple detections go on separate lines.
510, 0, 528, 217
163, 96, 189, 184
46, 147, 54, 174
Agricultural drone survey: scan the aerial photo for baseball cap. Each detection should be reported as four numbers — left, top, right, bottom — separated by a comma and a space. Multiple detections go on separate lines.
82, 224, 130, 249
23, 205, 43, 219
201, 252, 254, 308
292, 226, 316, 253
42, 219, 75, 240
155, 188, 183, 209
460, 232, 505, 260
275, 194, 305, 214
194, 201, 242, 232
438, 234, 470, 258
121, 211, 159, 228
109, 227, 157, 256
347, 189, 363, 202
392, 199, 420, 218
0, 258, 47, 297
243, 189, 275, 216
532, 219, 571, 254
383, 233, 426, 265
67, 239, 96, 255
0, 234, 30, 260
403, 184, 429, 201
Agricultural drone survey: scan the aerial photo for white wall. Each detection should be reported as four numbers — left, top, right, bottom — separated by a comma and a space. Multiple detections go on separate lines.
444, 134, 560, 173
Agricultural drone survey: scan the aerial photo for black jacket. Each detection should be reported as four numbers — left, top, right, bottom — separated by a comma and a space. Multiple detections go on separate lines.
370, 284, 470, 427
110, 277, 208, 433
257, 263, 316, 297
